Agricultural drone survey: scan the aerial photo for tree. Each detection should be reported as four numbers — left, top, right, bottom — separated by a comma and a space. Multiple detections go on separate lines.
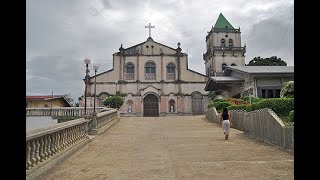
207, 91, 216, 102
104, 95, 124, 109
63, 94, 74, 106
247, 56, 287, 66
280, 81, 294, 98
74, 102, 79, 107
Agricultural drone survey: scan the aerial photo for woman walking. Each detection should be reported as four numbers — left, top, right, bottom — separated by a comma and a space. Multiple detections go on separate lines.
220, 108, 233, 140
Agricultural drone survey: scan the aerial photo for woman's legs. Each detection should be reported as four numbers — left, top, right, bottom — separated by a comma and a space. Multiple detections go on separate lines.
222, 120, 230, 140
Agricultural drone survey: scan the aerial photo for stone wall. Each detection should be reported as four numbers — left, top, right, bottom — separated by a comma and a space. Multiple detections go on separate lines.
205, 107, 294, 151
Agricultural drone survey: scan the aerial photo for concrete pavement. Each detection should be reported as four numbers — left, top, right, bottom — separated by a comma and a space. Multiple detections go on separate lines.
41, 115, 293, 180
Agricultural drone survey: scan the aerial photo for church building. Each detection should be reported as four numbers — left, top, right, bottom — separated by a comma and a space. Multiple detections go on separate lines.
81, 23, 209, 117
203, 13, 246, 77
203, 13, 294, 98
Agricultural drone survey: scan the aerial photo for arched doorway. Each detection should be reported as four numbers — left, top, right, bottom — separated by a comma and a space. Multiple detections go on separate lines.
143, 94, 159, 117
192, 92, 203, 114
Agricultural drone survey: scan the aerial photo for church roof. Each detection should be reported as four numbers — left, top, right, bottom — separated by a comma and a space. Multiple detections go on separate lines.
213, 13, 235, 29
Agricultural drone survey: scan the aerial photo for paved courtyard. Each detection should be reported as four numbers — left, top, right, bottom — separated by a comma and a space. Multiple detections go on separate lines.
41, 115, 294, 179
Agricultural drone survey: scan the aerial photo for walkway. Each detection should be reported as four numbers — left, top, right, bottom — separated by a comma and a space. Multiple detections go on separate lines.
41, 115, 293, 179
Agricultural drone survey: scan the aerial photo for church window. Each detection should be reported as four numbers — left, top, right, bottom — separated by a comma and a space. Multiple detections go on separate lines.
145, 61, 156, 80
166, 63, 175, 80
146, 45, 149, 48
222, 63, 227, 71
225, 34, 228, 37
221, 39, 226, 47
231, 63, 236, 66
229, 39, 233, 48
125, 62, 134, 80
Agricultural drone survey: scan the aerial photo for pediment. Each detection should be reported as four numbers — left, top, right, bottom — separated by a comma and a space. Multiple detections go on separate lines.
140, 85, 161, 96
123, 38, 177, 55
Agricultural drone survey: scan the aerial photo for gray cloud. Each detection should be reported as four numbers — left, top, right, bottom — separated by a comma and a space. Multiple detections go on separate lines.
27, 0, 294, 103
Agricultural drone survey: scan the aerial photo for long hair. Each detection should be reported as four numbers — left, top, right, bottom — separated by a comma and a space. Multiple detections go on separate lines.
222, 107, 229, 119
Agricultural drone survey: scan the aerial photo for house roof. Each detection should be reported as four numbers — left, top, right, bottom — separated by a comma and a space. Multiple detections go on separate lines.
26, 95, 64, 99
226, 66, 294, 74
26, 95, 72, 107
213, 13, 235, 29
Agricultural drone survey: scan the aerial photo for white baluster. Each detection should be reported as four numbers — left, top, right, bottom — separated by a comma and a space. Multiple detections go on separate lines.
30, 140, 37, 167
39, 137, 45, 162
35, 138, 41, 164
26, 141, 32, 169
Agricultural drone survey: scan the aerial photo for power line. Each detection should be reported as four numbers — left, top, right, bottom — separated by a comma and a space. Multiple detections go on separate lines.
274, 6, 294, 55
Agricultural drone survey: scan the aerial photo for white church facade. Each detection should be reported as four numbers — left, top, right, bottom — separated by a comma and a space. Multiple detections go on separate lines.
81, 24, 210, 117
80, 13, 293, 115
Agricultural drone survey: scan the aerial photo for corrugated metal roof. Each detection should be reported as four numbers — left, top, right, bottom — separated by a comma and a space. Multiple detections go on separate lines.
209, 76, 244, 82
227, 66, 294, 74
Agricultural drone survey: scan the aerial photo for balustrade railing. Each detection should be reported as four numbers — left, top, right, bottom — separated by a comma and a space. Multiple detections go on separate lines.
26, 107, 106, 117
26, 118, 88, 170
96, 109, 118, 128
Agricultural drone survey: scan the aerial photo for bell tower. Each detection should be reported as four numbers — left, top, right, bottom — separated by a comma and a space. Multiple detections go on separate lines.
203, 13, 246, 76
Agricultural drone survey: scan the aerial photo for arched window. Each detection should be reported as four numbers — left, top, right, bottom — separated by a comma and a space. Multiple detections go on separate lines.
125, 62, 134, 80
169, 99, 175, 113
145, 61, 156, 80
229, 39, 233, 48
222, 63, 227, 71
167, 63, 175, 80
221, 39, 226, 47
127, 100, 133, 113
231, 63, 236, 66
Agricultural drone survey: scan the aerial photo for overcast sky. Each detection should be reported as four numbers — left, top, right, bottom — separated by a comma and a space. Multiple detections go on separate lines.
26, 0, 294, 104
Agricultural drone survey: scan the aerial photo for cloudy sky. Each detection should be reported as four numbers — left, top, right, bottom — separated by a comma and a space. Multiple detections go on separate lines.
26, 0, 294, 104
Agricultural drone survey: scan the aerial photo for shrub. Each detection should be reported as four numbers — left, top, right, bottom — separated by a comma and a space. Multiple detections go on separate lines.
211, 102, 232, 111
104, 95, 124, 109
241, 96, 262, 104
213, 98, 227, 103
227, 98, 246, 105
228, 104, 252, 111
288, 110, 294, 122
251, 98, 294, 116
280, 81, 294, 98
207, 103, 215, 109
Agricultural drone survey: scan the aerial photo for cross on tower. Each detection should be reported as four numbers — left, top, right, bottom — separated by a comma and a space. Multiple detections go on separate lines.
145, 23, 155, 38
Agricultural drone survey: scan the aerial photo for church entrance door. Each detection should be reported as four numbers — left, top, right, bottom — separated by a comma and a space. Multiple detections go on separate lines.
143, 94, 159, 117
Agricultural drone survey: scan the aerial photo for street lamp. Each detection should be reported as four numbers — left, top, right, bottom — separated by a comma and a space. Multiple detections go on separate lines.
84, 58, 91, 115
115, 80, 118, 109
93, 64, 99, 114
